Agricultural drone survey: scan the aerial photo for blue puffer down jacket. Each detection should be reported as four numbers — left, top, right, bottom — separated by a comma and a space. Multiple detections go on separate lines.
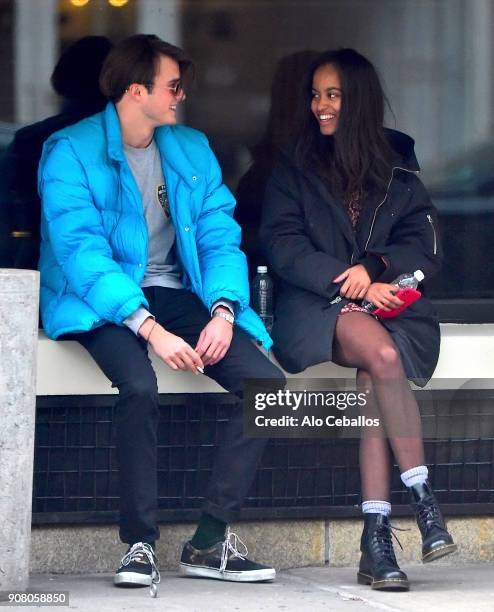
38, 102, 272, 349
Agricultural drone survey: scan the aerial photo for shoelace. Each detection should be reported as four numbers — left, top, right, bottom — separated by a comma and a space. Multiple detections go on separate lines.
219, 528, 249, 573
372, 522, 405, 564
415, 499, 444, 531
120, 542, 161, 598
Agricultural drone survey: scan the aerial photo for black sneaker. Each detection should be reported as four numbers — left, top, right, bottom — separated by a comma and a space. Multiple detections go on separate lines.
114, 542, 160, 588
179, 528, 276, 582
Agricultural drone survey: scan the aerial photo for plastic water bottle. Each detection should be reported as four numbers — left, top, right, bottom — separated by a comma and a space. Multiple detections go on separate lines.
362, 269, 425, 312
251, 265, 274, 332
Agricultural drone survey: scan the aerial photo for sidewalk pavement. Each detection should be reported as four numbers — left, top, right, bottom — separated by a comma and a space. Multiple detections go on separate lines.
1, 564, 492, 612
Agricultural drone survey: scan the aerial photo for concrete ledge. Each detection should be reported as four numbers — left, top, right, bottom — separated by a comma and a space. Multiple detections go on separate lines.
31, 520, 325, 573
36, 324, 494, 395
30, 516, 493, 573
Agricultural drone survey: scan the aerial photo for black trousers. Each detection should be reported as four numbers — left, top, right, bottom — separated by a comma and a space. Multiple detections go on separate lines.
69, 287, 284, 545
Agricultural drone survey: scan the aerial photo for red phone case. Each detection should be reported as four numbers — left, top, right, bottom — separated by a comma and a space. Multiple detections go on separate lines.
374, 288, 422, 319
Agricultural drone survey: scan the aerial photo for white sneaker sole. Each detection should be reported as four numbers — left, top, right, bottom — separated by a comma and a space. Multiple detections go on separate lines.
179, 562, 275, 582
114, 571, 153, 587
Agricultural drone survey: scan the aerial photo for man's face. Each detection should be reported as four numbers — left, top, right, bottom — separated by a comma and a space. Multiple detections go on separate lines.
140, 55, 185, 126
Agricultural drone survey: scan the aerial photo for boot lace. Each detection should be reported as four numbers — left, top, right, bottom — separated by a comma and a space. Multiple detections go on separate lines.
372, 522, 405, 564
415, 498, 444, 532
220, 527, 249, 572
120, 542, 160, 597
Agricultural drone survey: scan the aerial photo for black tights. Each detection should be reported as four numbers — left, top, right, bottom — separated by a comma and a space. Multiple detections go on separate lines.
332, 312, 425, 502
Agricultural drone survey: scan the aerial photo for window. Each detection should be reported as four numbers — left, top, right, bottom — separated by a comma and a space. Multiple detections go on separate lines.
1, 0, 492, 321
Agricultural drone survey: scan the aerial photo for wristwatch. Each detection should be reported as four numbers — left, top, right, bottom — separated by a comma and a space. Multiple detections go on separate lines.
213, 310, 235, 325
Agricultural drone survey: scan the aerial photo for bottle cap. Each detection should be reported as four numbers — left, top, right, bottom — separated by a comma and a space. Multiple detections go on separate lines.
414, 270, 425, 282
257, 265, 268, 273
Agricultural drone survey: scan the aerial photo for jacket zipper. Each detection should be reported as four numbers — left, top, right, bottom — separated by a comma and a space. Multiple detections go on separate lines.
363, 166, 419, 252
426, 214, 437, 255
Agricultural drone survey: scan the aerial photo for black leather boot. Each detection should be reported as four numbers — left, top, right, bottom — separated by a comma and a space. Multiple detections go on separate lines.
357, 513, 409, 591
409, 480, 457, 563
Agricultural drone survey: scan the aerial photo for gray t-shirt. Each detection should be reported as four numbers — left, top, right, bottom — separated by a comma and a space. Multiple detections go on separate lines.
123, 139, 183, 289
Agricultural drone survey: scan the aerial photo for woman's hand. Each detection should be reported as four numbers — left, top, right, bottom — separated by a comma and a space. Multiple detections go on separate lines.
363, 283, 405, 312
333, 264, 371, 299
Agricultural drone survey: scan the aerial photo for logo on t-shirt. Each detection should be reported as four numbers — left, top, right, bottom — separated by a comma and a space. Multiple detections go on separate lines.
157, 183, 170, 217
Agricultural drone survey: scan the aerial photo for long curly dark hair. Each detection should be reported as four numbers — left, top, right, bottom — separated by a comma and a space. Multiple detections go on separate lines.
296, 48, 395, 202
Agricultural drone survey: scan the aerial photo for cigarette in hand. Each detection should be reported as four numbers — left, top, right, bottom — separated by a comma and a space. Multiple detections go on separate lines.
196, 365, 204, 374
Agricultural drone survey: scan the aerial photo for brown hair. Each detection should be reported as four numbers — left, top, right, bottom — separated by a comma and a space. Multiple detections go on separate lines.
99, 34, 193, 103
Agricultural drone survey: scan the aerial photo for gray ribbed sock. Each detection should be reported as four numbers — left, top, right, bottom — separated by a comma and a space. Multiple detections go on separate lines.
400, 465, 428, 488
361, 500, 391, 516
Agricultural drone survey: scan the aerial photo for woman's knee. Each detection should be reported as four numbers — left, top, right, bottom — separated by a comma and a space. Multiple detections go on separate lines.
370, 344, 402, 379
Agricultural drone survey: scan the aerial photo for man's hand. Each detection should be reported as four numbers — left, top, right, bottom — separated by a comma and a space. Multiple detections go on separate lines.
363, 283, 405, 312
333, 264, 371, 299
138, 318, 203, 374
195, 308, 233, 366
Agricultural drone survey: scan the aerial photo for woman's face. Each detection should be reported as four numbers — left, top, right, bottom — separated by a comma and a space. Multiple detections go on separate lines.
311, 63, 342, 136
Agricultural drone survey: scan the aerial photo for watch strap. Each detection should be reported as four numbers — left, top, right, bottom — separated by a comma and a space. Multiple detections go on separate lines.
212, 310, 235, 325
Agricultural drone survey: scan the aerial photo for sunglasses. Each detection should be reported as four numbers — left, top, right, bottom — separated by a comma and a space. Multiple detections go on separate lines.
126, 80, 184, 97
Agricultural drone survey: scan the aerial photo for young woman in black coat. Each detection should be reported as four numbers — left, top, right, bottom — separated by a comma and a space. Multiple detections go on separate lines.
261, 48, 457, 591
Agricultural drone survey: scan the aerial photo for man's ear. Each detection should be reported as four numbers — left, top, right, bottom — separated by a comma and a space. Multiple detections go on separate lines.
127, 83, 142, 98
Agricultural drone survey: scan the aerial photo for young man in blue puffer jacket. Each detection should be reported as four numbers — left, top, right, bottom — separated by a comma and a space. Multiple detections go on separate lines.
38, 34, 284, 590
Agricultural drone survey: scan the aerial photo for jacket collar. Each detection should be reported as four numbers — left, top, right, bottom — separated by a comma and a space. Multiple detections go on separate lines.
154, 125, 201, 190
104, 102, 201, 190
384, 128, 420, 172
105, 102, 126, 162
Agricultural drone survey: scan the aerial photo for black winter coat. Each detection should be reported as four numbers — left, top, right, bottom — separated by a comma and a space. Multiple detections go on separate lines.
260, 131, 442, 385
0, 98, 106, 269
